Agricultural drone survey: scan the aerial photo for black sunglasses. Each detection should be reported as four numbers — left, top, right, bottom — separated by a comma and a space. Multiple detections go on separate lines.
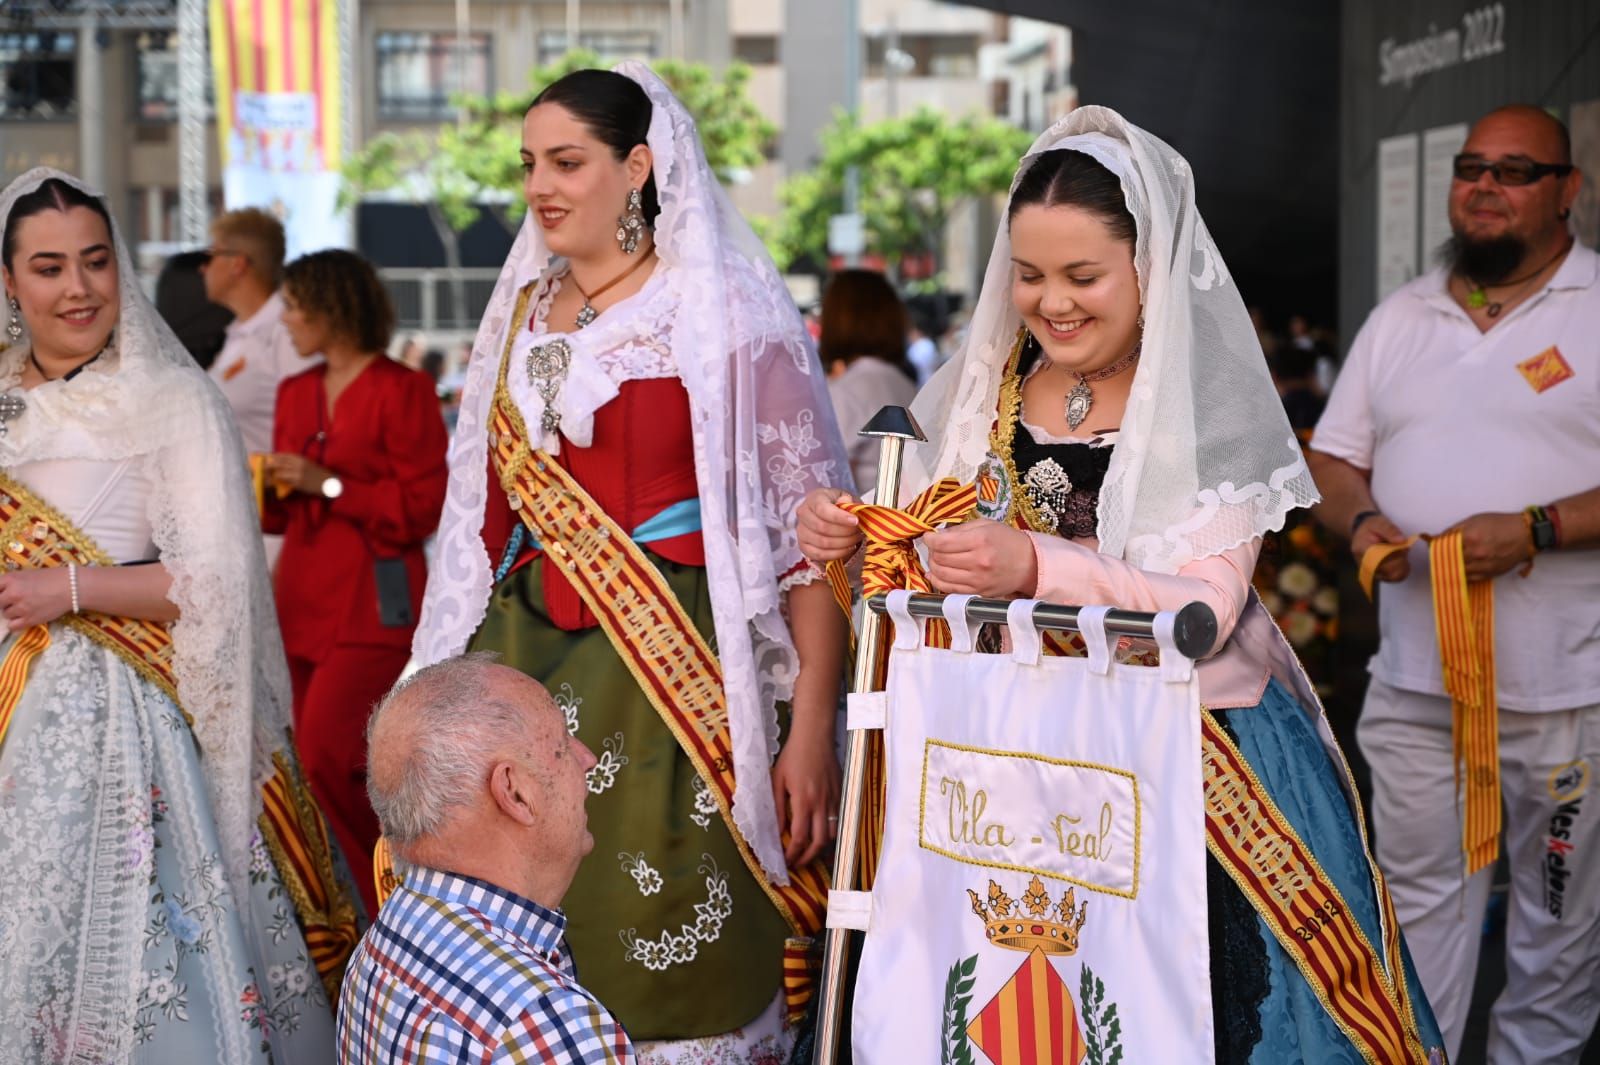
198, 247, 249, 266
1452, 154, 1574, 187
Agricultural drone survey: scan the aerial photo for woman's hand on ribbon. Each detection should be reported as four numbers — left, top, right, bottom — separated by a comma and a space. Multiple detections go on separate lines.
0, 569, 72, 631
1449, 511, 1536, 581
797, 487, 863, 563
771, 709, 841, 868
1352, 512, 1411, 583
925, 519, 1039, 599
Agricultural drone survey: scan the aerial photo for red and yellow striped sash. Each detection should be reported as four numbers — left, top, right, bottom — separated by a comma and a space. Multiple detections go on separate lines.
258, 747, 362, 999
0, 624, 50, 749
483, 286, 829, 1019
1430, 531, 1499, 874
822, 478, 976, 885
0, 473, 179, 735
1202, 711, 1429, 1063
1360, 531, 1500, 875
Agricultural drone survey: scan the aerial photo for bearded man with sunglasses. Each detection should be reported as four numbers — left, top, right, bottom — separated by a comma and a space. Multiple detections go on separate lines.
1310, 105, 1600, 1064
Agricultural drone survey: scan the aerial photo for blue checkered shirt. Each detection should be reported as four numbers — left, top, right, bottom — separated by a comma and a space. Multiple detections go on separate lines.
337, 866, 636, 1064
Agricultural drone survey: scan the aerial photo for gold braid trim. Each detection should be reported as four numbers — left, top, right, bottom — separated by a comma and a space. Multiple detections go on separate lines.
0, 471, 182, 709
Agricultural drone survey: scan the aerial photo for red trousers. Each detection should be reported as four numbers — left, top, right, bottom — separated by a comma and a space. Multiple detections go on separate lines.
287, 645, 409, 918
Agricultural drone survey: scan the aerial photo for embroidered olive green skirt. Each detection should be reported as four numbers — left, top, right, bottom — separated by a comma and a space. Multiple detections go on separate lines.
469, 552, 791, 1040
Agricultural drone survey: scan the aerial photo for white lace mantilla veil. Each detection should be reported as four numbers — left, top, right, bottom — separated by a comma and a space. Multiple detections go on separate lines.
906, 106, 1318, 573
414, 62, 850, 880
0, 169, 294, 915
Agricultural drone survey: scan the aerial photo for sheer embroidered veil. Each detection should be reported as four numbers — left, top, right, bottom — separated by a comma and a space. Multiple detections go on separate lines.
0, 168, 294, 914
906, 106, 1318, 572
415, 63, 849, 880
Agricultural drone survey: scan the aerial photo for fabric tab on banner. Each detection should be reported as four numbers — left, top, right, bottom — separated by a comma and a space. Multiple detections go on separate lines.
886, 589, 922, 650
847, 691, 888, 733
1007, 599, 1043, 664
1077, 604, 1114, 674
940, 593, 979, 653
826, 889, 873, 930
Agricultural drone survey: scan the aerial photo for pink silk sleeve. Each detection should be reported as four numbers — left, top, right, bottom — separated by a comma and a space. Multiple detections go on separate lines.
1025, 533, 1261, 658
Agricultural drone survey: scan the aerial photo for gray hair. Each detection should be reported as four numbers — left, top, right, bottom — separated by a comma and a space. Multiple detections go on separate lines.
366, 653, 530, 847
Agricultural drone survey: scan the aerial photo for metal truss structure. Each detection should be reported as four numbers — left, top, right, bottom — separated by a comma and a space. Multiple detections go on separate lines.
3, 0, 209, 245
0, 0, 176, 30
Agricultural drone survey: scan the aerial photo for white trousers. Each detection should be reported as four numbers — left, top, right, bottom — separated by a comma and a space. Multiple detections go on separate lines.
1359, 679, 1600, 1065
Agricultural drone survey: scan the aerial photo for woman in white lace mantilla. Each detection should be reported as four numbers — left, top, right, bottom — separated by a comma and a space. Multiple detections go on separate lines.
0, 169, 350, 1064
413, 65, 851, 1061
799, 108, 1447, 1063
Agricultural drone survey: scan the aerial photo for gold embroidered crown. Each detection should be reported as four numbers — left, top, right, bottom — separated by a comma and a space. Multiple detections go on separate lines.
967, 875, 1089, 955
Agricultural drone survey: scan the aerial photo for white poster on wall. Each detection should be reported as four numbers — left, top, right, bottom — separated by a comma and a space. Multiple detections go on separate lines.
1377, 133, 1421, 301
1421, 124, 1469, 265
1573, 99, 1600, 251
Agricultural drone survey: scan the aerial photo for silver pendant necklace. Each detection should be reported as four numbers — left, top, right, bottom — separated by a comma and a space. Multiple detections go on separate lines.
569, 249, 655, 330
1064, 344, 1141, 430
0, 336, 112, 438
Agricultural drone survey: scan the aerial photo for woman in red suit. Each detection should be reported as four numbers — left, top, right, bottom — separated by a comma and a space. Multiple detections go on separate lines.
263, 249, 448, 915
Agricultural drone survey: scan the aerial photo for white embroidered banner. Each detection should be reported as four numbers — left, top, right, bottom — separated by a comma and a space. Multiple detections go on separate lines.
850, 596, 1214, 1065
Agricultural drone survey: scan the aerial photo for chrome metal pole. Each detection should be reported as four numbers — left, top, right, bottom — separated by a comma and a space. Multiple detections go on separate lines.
813, 406, 924, 1065
866, 593, 1218, 661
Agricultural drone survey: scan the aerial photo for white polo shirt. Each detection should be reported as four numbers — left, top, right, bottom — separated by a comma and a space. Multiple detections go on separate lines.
1313, 244, 1600, 712
206, 291, 317, 455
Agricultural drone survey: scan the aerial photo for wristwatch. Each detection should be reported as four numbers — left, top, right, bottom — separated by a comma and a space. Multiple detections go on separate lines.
1526, 504, 1556, 552
319, 475, 344, 500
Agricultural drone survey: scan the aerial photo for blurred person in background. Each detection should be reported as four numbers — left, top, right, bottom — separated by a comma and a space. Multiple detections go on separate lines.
413, 64, 850, 1062
201, 207, 311, 455
905, 303, 943, 384
0, 169, 346, 1063
1248, 304, 1281, 361
263, 249, 449, 918
820, 268, 919, 491
1253, 344, 1338, 698
154, 248, 233, 369
201, 208, 315, 567
1270, 345, 1328, 434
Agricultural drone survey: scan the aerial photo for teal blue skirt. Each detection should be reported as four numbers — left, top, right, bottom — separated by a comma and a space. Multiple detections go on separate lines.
1211, 678, 1444, 1063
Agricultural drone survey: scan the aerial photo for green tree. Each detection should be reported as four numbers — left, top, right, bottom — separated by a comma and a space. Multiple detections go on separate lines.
341, 51, 774, 236
767, 107, 1034, 274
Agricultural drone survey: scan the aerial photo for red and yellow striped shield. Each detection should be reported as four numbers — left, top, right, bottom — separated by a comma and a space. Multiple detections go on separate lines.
966, 947, 1086, 1065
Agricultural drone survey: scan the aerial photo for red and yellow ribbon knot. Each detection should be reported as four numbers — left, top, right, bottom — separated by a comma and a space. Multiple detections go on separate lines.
824, 478, 979, 644
1360, 530, 1500, 875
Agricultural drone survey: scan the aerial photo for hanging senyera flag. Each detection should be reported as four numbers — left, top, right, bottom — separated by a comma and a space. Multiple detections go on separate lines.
845, 593, 1214, 1065
209, 0, 346, 256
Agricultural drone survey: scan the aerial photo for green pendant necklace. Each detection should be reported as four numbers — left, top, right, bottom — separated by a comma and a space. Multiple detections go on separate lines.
1465, 240, 1572, 318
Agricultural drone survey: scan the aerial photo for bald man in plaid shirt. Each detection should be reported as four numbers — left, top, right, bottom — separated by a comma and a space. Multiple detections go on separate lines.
337, 656, 635, 1064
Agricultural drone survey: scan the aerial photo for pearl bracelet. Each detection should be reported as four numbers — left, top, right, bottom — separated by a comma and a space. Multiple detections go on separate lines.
68, 562, 81, 614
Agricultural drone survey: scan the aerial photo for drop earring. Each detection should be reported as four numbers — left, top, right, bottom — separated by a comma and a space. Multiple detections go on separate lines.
5, 297, 20, 343
616, 187, 645, 254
